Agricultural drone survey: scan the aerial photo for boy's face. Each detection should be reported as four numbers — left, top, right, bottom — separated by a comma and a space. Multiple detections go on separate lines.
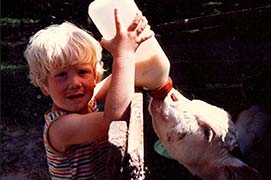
45, 63, 96, 114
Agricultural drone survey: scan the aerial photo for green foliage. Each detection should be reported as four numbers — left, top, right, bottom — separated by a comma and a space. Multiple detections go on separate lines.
0, 17, 39, 26
0, 63, 27, 72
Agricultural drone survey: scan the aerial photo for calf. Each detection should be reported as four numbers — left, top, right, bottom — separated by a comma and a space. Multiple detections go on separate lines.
148, 86, 269, 180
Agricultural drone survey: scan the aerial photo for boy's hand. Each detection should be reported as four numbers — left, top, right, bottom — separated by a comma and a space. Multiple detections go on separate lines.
100, 9, 154, 59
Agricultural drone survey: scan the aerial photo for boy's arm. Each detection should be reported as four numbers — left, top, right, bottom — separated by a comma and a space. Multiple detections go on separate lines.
94, 75, 112, 103
101, 9, 153, 121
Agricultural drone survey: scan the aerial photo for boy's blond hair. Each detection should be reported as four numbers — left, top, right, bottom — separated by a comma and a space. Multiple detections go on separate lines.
24, 21, 104, 91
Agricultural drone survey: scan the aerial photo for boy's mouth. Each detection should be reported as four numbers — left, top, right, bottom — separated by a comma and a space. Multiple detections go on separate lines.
66, 93, 84, 100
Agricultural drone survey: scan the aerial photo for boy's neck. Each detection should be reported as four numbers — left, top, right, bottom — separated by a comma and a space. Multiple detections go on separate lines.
51, 104, 91, 114
52, 104, 67, 113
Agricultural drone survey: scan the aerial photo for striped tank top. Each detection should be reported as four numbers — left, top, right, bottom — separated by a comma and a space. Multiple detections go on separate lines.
43, 101, 110, 180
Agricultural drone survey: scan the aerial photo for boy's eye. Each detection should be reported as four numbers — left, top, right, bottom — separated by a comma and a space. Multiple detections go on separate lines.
79, 69, 92, 75
55, 72, 66, 77
79, 70, 87, 74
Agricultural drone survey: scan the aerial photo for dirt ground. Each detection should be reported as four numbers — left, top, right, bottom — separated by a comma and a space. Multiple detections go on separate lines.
1, 125, 50, 180
1, 69, 52, 179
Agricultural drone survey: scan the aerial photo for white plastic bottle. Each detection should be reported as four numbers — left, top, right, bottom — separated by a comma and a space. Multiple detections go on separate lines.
88, 0, 170, 90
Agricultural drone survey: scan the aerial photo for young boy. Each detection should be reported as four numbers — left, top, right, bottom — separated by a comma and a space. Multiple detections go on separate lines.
24, 9, 161, 179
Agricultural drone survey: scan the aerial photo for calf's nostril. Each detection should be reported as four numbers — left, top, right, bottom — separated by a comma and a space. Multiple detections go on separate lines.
171, 93, 178, 101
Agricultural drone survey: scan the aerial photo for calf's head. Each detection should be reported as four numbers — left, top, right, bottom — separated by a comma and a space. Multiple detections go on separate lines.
148, 88, 261, 179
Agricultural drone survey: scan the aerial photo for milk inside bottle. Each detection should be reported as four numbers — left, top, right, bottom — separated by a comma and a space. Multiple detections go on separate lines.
88, 0, 170, 90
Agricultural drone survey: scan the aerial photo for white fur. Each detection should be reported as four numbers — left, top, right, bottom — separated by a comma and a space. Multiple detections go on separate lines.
149, 88, 265, 179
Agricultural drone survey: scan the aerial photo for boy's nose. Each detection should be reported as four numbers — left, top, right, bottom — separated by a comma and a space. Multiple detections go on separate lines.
69, 76, 82, 89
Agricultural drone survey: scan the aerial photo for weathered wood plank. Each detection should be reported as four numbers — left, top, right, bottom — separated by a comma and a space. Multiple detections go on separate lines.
107, 91, 145, 179
107, 121, 128, 179
126, 91, 145, 180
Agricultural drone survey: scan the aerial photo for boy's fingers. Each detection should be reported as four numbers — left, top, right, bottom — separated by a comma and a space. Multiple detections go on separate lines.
114, 8, 123, 33
100, 37, 111, 50
100, 37, 106, 48
136, 16, 148, 35
128, 11, 143, 31
136, 28, 154, 44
